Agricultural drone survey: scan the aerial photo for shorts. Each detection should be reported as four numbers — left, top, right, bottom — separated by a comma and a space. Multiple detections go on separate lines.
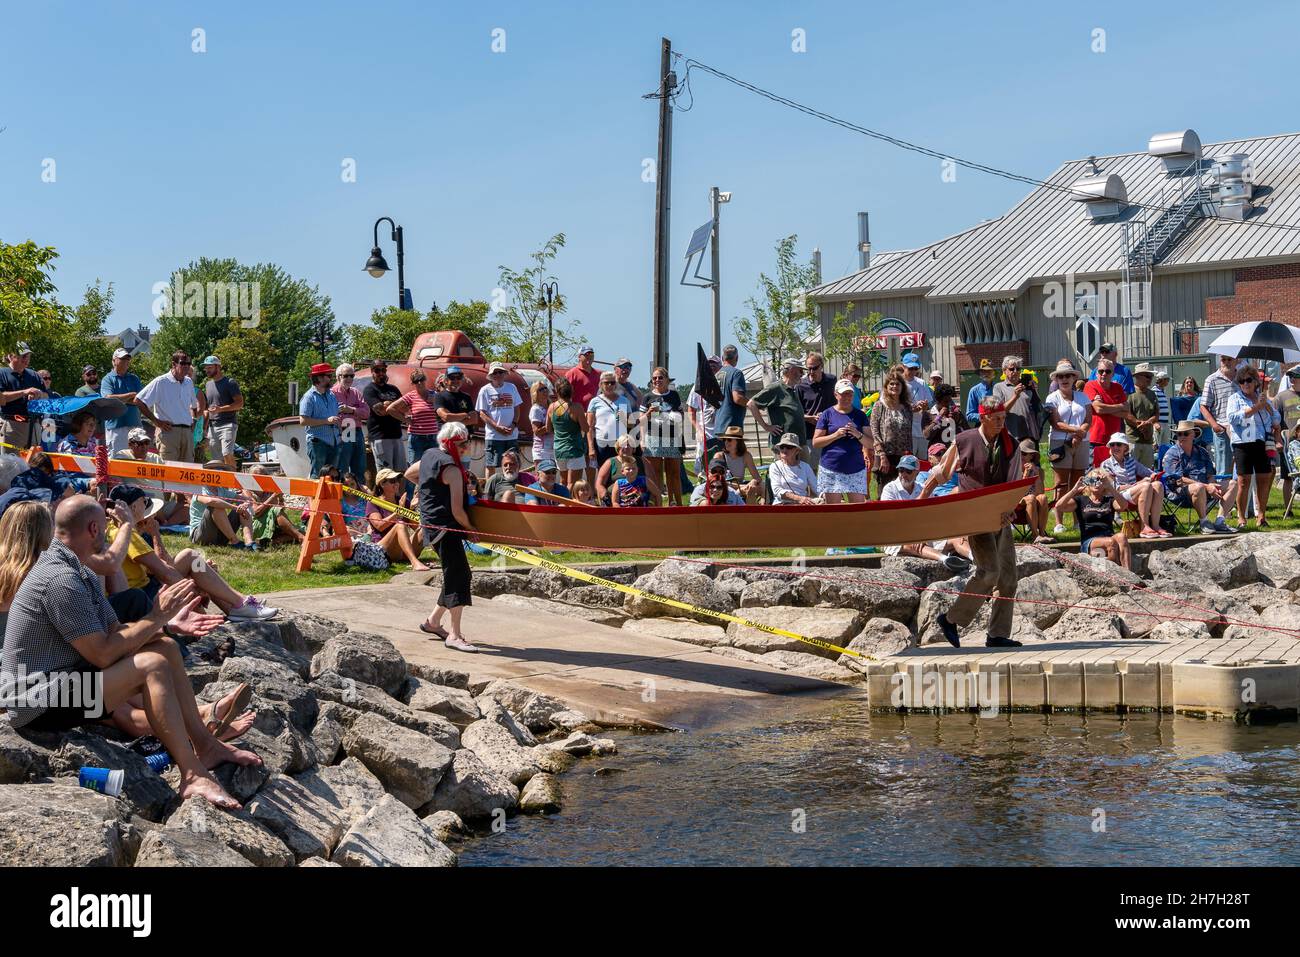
556, 455, 587, 473
1049, 439, 1091, 472
190, 509, 230, 546
1081, 536, 1109, 554
819, 466, 868, 496
21, 667, 105, 731
1232, 440, 1272, 476
643, 442, 682, 459
484, 438, 517, 467
208, 421, 238, 457
1166, 489, 1195, 509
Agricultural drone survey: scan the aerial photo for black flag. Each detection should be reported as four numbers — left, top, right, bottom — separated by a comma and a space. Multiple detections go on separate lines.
693, 343, 724, 408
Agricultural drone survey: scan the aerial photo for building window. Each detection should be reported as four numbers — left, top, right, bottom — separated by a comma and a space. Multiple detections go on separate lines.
952, 300, 1017, 344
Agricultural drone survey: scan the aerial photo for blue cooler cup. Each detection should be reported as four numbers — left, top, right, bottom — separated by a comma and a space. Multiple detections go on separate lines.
78, 767, 125, 796
144, 752, 172, 774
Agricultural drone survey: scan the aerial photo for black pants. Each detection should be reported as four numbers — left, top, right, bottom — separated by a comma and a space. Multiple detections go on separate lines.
432, 530, 472, 609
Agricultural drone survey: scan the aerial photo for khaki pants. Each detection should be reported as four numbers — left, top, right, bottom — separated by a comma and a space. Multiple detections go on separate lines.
946, 525, 1018, 639
157, 425, 195, 463
0, 417, 34, 453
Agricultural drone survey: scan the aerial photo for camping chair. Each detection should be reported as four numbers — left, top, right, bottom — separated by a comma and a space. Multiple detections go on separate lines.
1160, 493, 1200, 536
1284, 445, 1300, 520
1012, 481, 1060, 543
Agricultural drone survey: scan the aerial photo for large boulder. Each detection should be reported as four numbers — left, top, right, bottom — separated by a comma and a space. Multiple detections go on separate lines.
0, 783, 130, 866
1008, 570, 1085, 630
623, 564, 736, 623
915, 572, 973, 645
738, 577, 799, 608
332, 794, 457, 867
295, 756, 388, 828
49, 731, 176, 822
475, 696, 539, 746
134, 827, 254, 867
1221, 600, 1300, 641
277, 613, 348, 655
563, 585, 631, 609
1149, 619, 1213, 642
1253, 540, 1300, 591
620, 616, 727, 647
341, 713, 454, 810
460, 719, 539, 786
216, 656, 318, 732
310, 632, 408, 697
1044, 603, 1129, 642
793, 567, 922, 624
211, 620, 311, 679
1058, 552, 1145, 597
403, 678, 481, 727
879, 555, 961, 588
722, 606, 865, 659
752, 649, 863, 684
311, 671, 460, 748
838, 618, 915, 671
423, 810, 467, 843
164, 797, 295, 867
423, 748, 519, 820
1146, 538, 1258, 590
0, 722, 51, 783
221, 710, 316, 776
1015, 546, 1064, 579
476, 680, 569, 734
246, 773, 348, 862
406, 663, 470, 690
471, 570, 535, 599
542, 731, 616, 757
519, 773, 562, 814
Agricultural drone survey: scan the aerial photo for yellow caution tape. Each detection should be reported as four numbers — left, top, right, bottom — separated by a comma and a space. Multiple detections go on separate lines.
352, 486, 869, 661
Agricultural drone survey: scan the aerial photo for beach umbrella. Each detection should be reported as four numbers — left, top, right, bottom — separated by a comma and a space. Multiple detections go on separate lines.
1204, 320, 1300, 363
28, 394, 127, 423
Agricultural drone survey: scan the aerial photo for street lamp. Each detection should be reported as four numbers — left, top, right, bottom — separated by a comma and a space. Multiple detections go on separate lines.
364, 216, 406, 309
538, 281, 560, 367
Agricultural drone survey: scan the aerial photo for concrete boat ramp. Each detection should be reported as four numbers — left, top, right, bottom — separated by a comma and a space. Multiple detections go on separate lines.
265, 583, 1300, 725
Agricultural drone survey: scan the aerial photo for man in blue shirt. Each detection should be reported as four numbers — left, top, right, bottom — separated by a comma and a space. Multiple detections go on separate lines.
0, 341, 47, 451
714, 344, 747, 433
964, 358, 997, 421
100, 348, 146, 454
298, 362, 341, 477
1161, 420, 1225, 533
1087, 342, 1134, 395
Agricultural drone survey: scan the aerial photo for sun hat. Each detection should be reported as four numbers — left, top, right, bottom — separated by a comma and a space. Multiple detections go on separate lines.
309, 362, 333, 376
374, 468, 402, 486
1172, 420, 1202, 437
1155, 368, 1171, 382
1133, 362, 1155, 377
1018, 437, 1040, 456
127, 427, 151, 443
108, 484, 164, 521
719, 425, 745, 440
897, 454, 920, 471
1053, 360, 1079, 377
834, 379, 855, 394
928, 369, 943, 379
1107, 432, 1132, 447
775, 432, 802, 449
901, 353, 922, 369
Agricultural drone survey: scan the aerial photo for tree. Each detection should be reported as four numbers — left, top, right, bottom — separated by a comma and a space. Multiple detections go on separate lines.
733, 235, 821, 377
345, 299, 495, 365
20, 280, 115, 393
824, 304, 887, 378
494, 233, 581, 363
210, 319, 290, 449
0, 240, 65, 348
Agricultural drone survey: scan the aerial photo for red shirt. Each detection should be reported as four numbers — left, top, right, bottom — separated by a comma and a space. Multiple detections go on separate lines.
400, 389, 441, 436
1083, 379, 1126, 445
565, 365, 600, 410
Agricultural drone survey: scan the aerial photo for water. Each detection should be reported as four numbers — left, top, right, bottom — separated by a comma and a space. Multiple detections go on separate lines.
462, 700, 1300, 866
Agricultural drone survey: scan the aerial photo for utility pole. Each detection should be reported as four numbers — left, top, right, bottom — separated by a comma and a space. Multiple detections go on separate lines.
652, 37, 675, 372
710, 186, 722, 356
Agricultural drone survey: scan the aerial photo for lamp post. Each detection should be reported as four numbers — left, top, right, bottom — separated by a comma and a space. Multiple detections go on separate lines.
538, 281, 560, 367
709, 187, 731, 357
364, 217, 406, 310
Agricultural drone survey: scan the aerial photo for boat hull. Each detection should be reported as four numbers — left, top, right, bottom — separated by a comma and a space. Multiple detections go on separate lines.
468, 479, 1035, 550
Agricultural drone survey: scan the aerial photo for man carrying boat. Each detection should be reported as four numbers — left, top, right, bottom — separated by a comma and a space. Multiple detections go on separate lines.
918, 399, 1022, 648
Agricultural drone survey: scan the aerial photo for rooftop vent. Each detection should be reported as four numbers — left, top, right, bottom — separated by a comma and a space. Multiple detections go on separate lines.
1212, 153, 1254, 221
1071, 172, 1128, 219
1148, 129, 1202, 175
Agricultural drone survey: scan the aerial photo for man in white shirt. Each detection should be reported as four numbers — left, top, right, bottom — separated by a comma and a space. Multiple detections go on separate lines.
880, 454, 971, 570
474, 362, 522, 478
902, 354, 935, 458
136, 350, 199, 462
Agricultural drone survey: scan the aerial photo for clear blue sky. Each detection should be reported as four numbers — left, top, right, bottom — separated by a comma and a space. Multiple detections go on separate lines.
4, 0, 1298, 371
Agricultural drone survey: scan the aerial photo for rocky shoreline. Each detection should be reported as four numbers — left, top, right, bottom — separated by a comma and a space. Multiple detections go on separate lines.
0, 613, 619, 867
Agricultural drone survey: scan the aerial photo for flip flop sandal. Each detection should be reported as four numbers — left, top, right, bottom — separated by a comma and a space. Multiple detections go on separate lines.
1139, 530, 1161, 539
419, 622, 449, 639
206, 682, 252, 738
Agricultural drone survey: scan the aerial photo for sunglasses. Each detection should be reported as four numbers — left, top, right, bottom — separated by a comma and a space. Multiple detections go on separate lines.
651, 375, 666, 381
617, 364, 632, 371
807, 364, 823, 371
898, 468, 917, 475
1097, 369, 1113, 375
340, 374, 354, 379
1005, 366, 1022, 372
176, 360, 192, 366
446, 374, 464, 380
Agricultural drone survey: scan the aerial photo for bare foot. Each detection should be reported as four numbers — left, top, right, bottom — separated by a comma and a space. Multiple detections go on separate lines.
411, 562, 431, 571
218, 710, 255, 740
178, 770, 241, 811
197, 737, 263, 771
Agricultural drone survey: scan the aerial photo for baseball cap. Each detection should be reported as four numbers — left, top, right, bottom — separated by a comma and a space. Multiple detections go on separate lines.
615, 357, 633, 367
578, 345, 594, 356
978, 358, 994, 371
374, 468, 402, 485
1288, 366, 1300, 378
446, 365, 464, 377
127, 427, 150, 443
782, 357, 804, 372
14, 342, 32, 356
112, 347, 131, 360
488, 362, 508, 374
82, 365, 97, 375
1100, 341, 1117, 354
834, 379, 855, 394
707, 453, 729, 473
927, 442, 947, 459
536, 458, 558, 473
202, 355, 220, 367
901, 353, 921, 368
898, 454, 920, 471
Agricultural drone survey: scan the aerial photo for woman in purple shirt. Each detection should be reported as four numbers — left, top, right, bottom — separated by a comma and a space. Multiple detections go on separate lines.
811, 380, 872, 502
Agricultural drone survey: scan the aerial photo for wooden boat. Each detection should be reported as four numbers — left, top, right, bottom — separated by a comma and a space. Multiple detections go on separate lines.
469, 478, 1034, 550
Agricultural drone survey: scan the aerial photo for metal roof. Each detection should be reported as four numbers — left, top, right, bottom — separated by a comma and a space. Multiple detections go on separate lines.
809, 132, 1300, 304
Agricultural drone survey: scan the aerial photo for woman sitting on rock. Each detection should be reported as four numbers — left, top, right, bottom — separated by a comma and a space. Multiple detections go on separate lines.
1055, 468, 1132, 570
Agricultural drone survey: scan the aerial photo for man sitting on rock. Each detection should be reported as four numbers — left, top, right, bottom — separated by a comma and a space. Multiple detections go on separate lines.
1, 495, 261, 810
880, 454, 971, 571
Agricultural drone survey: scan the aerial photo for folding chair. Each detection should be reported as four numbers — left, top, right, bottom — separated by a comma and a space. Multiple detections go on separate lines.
1284, 448, 1300, 520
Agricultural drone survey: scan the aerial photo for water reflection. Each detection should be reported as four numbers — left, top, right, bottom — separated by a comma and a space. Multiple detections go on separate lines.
461, 703, 1300, 867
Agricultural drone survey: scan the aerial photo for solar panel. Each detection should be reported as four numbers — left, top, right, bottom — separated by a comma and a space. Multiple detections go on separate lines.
684, 220, 713, 258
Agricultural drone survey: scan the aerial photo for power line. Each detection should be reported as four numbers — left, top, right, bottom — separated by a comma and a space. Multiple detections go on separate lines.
675, 53, 1300, 236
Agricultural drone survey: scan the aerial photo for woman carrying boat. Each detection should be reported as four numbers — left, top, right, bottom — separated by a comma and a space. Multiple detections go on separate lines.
812, 380, 872, 503
404, 421, 479, 653
641, 366, 685, 506
548, 378, 588, 490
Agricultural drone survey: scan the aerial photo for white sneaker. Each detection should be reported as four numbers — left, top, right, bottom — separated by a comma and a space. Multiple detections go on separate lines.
445, 636, 479, 654
227, 596, 278, 621
1052, 524, 1067, 536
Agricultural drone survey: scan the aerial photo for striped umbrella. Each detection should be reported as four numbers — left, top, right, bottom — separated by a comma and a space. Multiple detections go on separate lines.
1205, 320, 1300, 363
